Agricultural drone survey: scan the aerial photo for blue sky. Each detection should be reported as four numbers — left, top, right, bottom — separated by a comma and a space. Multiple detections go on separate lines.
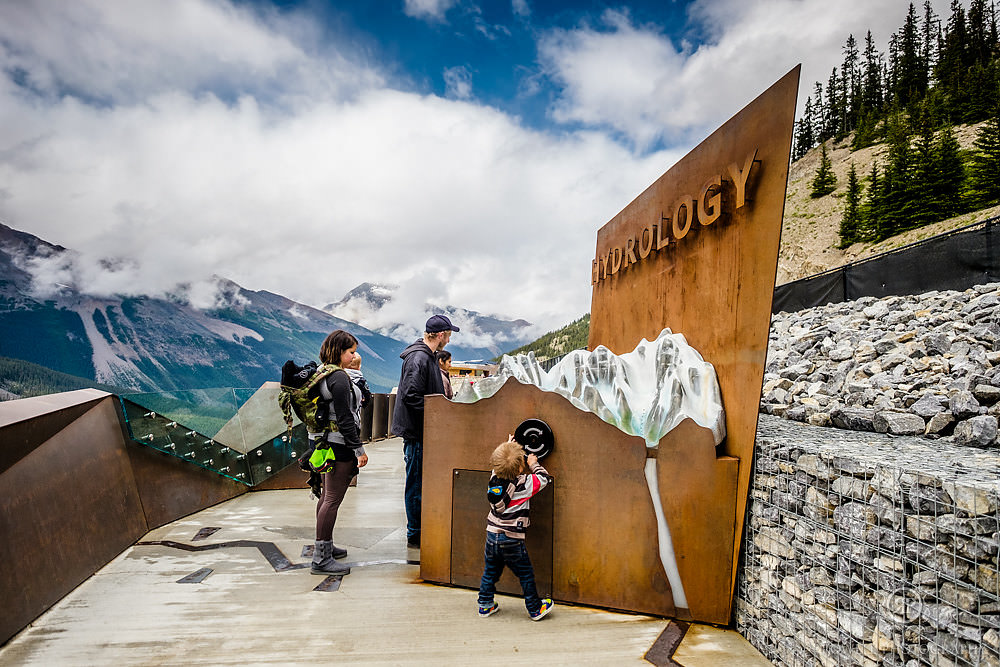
0, 0, 954, 346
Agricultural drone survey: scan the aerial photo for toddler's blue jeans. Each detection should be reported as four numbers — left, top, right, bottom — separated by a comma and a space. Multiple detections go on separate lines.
477, 531, 542, 614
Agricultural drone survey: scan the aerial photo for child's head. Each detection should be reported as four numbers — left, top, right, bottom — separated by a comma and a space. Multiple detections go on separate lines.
490, 440, 525, 479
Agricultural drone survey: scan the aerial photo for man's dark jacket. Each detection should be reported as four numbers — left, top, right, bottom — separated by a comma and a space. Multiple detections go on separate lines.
391, 339, 446, 441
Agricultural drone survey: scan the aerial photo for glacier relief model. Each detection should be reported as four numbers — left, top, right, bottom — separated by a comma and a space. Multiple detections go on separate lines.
454, 327, 726, 612
454, 327, 726, 447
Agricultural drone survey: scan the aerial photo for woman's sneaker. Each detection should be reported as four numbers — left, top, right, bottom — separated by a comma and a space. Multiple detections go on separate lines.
529, 599, 554, 621
478, 602, 499, 617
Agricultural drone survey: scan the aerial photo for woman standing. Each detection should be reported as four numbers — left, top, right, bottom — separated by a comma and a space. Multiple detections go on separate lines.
311, 329, 369, 576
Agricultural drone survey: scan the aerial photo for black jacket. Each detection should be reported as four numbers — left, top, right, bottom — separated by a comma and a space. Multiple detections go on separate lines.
391, 339, 445, 440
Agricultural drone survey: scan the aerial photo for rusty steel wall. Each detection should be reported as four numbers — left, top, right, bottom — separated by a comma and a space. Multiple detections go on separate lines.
0, 391, 249, 645
588, 66, 799, 607
423, 381, 738, 623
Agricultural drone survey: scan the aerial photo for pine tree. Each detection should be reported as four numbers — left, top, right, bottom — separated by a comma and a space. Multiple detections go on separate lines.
931, 123, 967, 217
793, 97, 816, 160
969, 109, 1000, 206
895, 3, 925, 108
911, 110, 939, 226
839, 162, 864, 247
861, 162, 884, 241
842, 34, 861, 135
881, 114, 919, 234
862, 30, 884, 113
936, 0, 970, 121
810, 142, 838, 198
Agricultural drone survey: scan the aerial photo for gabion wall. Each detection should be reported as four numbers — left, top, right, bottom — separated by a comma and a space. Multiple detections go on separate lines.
736, 415, 1000, 666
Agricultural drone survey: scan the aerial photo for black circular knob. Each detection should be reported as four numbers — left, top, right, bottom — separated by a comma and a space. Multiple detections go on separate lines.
514, 418, 554, 460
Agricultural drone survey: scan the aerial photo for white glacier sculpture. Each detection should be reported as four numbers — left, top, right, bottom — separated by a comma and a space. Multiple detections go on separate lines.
454, 327, 726, 447
454, 327, 727, 612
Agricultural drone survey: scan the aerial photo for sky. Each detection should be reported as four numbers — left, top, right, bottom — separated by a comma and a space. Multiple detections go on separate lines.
0, 0, 956, 342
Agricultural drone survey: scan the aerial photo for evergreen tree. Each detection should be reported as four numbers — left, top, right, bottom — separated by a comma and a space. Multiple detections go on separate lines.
969, 109, 1000, 206
842, 34, 861, 135
862, 30, 884, 113
931, 123, 968, 217
911, 110, 939, 225
813, 82, 829, 142
826, 68, 843, 139
861, 162, 884, 241
895, 3, 926, 108
882, 114, 920, 234
793, 97, 816, 160
936, 0, 970, 121
810, 142, 838, 198
839, 162, 864, 247
921, 1, 940, 82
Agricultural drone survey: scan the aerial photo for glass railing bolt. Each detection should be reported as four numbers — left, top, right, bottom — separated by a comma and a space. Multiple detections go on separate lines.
143, 434, 154, 441
265, 466, 272, 473
186, 431, 197, 437
144, 412, 156, 418
165, 442, 176, 450
166, 421, 178, 428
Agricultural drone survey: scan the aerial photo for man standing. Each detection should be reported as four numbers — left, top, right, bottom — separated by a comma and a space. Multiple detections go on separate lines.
392, 314, 459, 548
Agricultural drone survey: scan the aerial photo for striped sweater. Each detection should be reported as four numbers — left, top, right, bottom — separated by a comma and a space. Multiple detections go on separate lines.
485, 461, 551, 540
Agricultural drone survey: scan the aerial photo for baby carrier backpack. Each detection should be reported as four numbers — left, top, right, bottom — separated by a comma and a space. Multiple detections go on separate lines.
277, 360, 344, 473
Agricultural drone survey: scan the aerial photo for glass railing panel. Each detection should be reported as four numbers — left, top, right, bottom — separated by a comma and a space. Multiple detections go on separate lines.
118, 384, 306, 486
119, 394, 252, 484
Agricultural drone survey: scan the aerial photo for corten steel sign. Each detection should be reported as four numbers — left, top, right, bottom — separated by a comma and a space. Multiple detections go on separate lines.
421, 66, 798, 624
589, 67, 799, 610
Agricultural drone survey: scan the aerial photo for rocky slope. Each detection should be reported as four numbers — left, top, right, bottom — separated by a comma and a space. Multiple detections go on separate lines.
761, 282, 1000, 448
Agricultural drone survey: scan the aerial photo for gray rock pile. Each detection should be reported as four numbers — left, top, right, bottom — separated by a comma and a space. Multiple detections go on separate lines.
762, 282, 1000, 448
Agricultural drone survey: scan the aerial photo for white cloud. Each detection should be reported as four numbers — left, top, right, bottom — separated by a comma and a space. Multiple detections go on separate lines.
443, 65, 474, 99
538, 0, 955, 148
1, 0, 941, 345
403, 0, 459, 22
0, 0, 667, 338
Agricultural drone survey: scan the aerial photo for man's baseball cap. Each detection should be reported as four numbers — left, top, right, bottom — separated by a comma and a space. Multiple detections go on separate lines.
426, 314, 460, 333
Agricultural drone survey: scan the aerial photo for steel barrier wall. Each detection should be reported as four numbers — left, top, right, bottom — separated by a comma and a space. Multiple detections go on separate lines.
772, 217, 1000, 313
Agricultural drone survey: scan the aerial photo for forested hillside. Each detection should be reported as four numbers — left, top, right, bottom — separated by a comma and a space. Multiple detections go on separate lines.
0, 357, 120, 400
499, 314, 590, 362
792, 0, 1000, 248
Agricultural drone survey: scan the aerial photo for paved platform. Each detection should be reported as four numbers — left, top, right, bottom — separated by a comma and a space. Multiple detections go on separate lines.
1, 438, 771, 666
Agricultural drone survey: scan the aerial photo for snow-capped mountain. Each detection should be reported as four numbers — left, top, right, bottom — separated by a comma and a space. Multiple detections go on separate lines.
0, 224, 405, 393
324, 282, 535, 360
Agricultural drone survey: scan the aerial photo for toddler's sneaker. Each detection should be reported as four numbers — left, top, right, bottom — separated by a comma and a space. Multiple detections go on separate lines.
479, 602, 499, 617
529, 599, 554, 621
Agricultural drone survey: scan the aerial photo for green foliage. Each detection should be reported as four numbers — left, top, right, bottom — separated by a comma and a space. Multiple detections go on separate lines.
839, 162, 864, 247
969, 109, 1000, 206
810, 143, 838, 198
799, 0, 1000, 154
498, 314, 590, 362
0, 356, 120, 399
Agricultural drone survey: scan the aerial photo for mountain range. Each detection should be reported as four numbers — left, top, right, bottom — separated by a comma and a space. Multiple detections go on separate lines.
0, 223, 531, 395
325, 282, 535, 358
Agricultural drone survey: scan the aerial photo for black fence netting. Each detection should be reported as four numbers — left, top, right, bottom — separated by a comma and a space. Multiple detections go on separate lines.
772, 216, 1000, 313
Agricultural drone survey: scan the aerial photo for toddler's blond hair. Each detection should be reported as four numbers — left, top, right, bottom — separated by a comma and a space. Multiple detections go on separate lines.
490, 441, 525, 479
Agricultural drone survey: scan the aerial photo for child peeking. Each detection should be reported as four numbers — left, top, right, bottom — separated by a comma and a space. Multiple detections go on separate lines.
477, 434, 554, 620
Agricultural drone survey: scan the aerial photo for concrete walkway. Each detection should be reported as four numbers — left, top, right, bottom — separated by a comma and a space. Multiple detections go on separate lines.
1, 438, 771, 666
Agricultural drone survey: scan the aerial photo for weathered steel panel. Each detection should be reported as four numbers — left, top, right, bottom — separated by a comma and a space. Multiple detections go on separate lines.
449, 468, 552, 597
424, 381, 736, 621
588, 66, 799, 604
0, 397, 148, 645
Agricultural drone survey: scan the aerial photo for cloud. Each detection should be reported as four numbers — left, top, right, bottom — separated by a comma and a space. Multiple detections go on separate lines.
443, 65, 474, 99
0, 1, 666, 337
537, 0, 955, 149
403, 0, 459, 22
2, 0, 938, 345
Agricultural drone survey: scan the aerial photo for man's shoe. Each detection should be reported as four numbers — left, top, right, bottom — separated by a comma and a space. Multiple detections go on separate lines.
529, 599, 554, 621
479, 602, 499, 618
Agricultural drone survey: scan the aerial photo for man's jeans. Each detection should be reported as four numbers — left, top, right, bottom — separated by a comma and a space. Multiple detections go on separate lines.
402, 439, 422, 543
477, 531, 542, 614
